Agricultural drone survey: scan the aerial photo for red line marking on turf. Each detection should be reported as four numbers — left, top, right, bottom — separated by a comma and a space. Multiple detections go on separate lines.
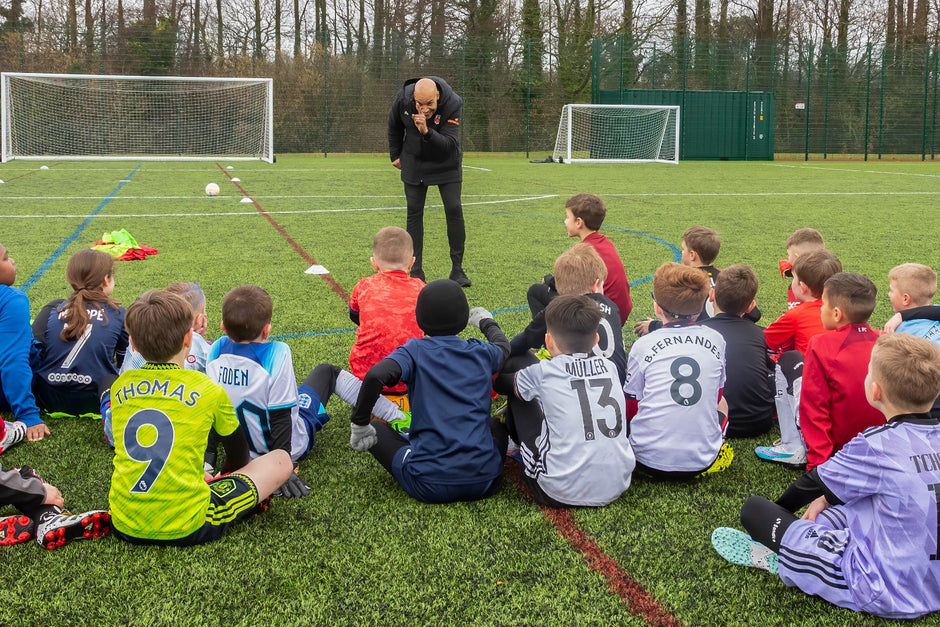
506, 463, 682, 627
216, 164, 350, 304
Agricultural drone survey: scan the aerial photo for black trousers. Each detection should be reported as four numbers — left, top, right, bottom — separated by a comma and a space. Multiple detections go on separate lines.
404, 180, 465, 271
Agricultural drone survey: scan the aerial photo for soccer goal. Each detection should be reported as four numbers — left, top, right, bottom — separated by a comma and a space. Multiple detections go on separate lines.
1, 72, 274, 163
552, 104, 680, 164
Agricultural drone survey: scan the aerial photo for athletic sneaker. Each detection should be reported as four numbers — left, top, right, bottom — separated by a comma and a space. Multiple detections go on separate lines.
711, 527, 779, 574
449, 268, 472, 288
0, 515, 34, 546
0, 420, 27, 455
754, 441, 807, 469
35, 510, 111, 550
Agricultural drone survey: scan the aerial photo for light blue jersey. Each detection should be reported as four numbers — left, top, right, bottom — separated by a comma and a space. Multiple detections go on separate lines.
898, 319, 940, 346
207, 337, 311, 462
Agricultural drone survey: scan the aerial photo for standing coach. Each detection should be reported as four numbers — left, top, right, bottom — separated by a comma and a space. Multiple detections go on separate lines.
387, 76, 470, 287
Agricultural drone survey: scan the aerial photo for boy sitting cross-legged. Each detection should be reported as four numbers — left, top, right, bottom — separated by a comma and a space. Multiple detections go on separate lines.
755, 249, 842, 467
759, 272, 884, 471
108, 289, 292, 546
701, 265, 775, 438
528, 193, 632, 327
345, 279, 510, 504
495, 295, 635, 507
348, 226, 425, 405
625, 262, 730, 479
712, 333, 940, 620
206, 285, 335, 499
510, 242, 626, 385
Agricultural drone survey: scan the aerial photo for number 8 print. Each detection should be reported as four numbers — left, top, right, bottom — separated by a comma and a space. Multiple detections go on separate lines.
123, 409, 175, 493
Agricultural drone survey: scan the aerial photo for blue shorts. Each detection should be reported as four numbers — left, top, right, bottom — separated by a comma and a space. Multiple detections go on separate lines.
113, 473, 262, 546
391, 447, 500, 504
297, 384, 330, 458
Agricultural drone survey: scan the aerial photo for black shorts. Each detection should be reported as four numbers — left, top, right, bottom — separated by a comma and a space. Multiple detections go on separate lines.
113, 473, 262, 547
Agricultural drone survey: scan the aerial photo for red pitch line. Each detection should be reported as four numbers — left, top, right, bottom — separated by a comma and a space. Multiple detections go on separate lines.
506, 463, 682, 626
216, 164, 350, 304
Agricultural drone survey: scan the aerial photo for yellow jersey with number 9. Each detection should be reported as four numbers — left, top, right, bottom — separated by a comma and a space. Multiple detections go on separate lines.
108, 363, 239, 540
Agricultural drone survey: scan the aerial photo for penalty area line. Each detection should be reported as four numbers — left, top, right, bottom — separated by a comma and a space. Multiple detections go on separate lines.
217, 163, 351, 304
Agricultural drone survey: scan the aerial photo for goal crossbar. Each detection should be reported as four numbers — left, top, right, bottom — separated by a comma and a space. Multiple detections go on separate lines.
1, 72, 274, 163
552, 104, 680, 164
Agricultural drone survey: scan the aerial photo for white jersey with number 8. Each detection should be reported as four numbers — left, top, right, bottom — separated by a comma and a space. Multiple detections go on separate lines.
624, 323, 726, 472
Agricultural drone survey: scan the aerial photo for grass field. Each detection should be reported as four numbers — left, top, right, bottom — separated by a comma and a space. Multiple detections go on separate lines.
0, 154, 938, 625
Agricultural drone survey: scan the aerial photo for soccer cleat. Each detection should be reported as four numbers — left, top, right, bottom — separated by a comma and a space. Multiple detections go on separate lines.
35, 510, 110, 550
711, 527, 779, 574
506, 437, 522, 463
754, 442, 807, 469
449, 268, 472, 288
0, 420, 27, 455
0, 515, 34, 546
389, 412, 412, 438
698, 442, 735, 477
410, 268, 426, 282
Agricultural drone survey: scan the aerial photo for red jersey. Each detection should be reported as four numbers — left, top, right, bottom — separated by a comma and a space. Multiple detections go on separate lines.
349, 271, 424, 394
583, 232, 632, 326
763, 299, 829, 356
800, 323, 884, 469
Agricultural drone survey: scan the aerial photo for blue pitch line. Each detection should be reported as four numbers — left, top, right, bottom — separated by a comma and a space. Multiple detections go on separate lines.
21, 163, 143, 293
270, 221, 678, 342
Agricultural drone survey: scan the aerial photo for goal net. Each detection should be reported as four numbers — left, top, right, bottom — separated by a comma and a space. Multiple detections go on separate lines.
1, 73, 274, 162
552, 104, 680, 164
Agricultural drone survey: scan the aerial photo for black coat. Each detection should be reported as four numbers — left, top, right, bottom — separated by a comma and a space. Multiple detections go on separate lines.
387, 76, 462, 186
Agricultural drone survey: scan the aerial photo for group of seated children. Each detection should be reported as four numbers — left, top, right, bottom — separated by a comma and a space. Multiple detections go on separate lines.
1, 192, 939, 621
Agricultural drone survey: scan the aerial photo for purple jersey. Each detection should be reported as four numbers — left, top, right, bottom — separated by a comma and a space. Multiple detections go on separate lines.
779, 415, 940, 619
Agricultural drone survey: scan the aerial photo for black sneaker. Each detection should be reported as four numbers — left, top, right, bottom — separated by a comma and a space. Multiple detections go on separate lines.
35, 510, 111, 550
411, 268, 426, 282
450, 268, 472, 288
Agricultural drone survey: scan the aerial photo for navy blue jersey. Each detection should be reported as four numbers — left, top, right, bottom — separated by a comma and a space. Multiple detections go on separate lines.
389, 336, 504, 485
32, 299, 128, 406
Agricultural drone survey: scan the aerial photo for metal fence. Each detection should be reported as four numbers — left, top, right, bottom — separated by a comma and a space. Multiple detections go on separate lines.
594, 35, 940, 160
1, 25, 937, 159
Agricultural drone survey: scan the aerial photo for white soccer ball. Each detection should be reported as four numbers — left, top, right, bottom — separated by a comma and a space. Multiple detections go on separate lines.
205, 183, 220, 197
39, 165, 49, 170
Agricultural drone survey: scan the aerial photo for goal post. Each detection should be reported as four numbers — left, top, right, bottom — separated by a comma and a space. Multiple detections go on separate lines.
1, 72, 274, 163
552, 104, 680, 164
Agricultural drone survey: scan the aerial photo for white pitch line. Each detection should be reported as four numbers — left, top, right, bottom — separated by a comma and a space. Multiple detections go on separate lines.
0, 193, 542, 200
768, 163, 940, 178
598, 191, 940, 197
0, 194, 558, 219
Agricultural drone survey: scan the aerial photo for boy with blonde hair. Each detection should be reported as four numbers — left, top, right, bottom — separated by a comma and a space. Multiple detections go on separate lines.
713, 333, 940, 619
625, 262, 728, 478
120, 281, 209, 374
885, 263, 939, 344
511, 243, 626, 384
349, 226, 425, 402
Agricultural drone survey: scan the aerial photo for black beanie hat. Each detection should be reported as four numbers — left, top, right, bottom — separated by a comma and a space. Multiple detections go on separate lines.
415, 279, 469, 336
